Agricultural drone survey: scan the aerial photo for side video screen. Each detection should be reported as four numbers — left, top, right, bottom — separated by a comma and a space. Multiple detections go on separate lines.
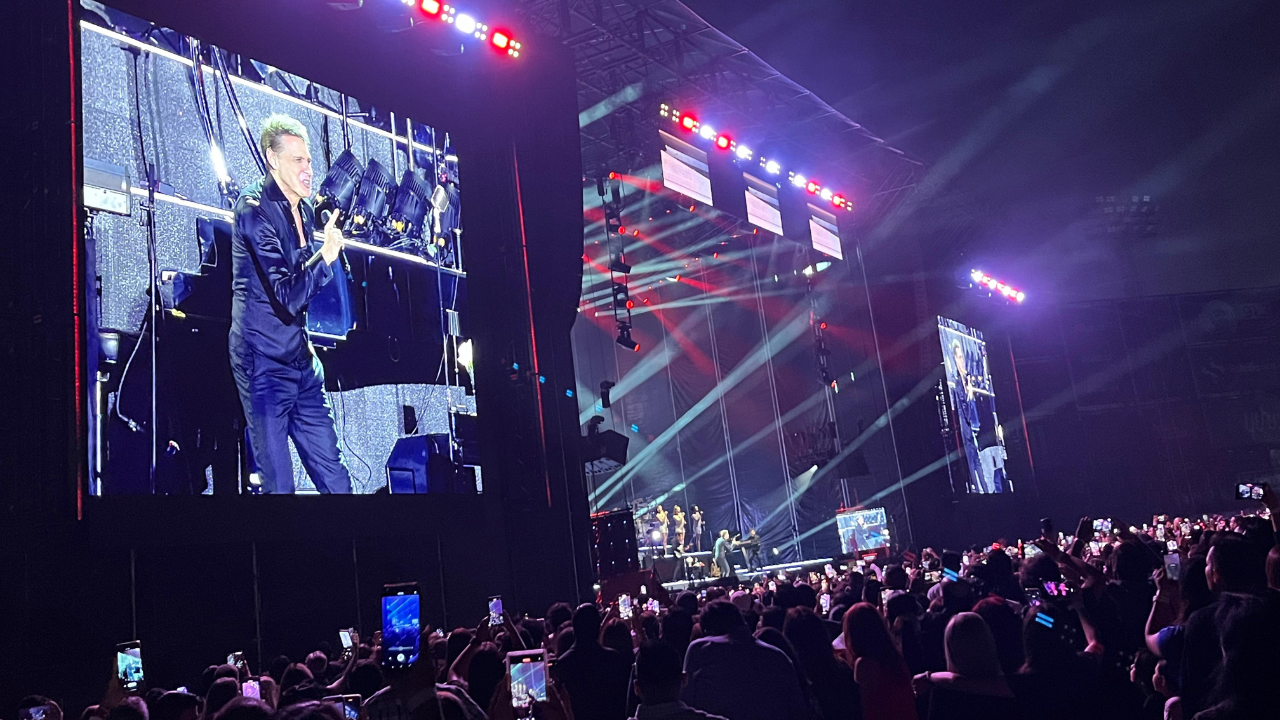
939, 317, 1010, 494
837, 507, 889, 554
81, 2, 478, 496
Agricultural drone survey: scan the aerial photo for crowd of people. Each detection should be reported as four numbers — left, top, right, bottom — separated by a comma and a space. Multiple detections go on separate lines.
15, 487, 1280, 720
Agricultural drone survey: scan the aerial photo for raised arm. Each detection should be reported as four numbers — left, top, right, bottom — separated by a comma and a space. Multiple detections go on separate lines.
238, 201, 333, 317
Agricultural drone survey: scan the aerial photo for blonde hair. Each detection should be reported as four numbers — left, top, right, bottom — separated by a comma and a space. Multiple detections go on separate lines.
259, 113, 309, 158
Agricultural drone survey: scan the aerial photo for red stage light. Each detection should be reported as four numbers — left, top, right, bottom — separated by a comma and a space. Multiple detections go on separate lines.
681, 115, 697, 130
674, 275, 681, 281
632, 230, 639, 236
832, 194, 845, 207
421, 0, 441, 14
819, 322, 828, 330
633, 344, 640, 352
608, 171, 618, 180
491, 31, 510, 48
688, 204, 696, 212
715, 135, 730, 149
626, 300, 634, 309
806, 181, 819, 194
617, 226, 626, 235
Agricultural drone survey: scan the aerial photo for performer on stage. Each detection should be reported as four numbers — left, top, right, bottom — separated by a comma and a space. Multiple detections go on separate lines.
691, 505, 704, 552
655, 504, 669, 549
672, 505, 686, 550
713, 529, 733, 578
230, 114, 351, 494
739, 527, 762, 572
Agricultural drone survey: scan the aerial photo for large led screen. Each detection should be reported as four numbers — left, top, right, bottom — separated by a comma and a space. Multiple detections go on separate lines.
837, 507, 890, 554
938, 317, 1010, 494
659, 129, 714, 205
744, 174, 784, 235
808, 204, 843, 260
80, 3, 478, 496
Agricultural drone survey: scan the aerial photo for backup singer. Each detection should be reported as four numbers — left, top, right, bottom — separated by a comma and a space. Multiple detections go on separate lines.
672, 505, 687, 550
691, 505, 704, 551
229, 114, 351, 494
655, 504, 670, 548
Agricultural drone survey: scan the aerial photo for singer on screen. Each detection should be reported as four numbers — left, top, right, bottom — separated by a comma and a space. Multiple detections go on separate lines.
229, 113, 352, 494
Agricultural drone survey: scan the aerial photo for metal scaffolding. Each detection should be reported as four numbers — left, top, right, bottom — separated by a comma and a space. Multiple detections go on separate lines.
518, 0, 922, 227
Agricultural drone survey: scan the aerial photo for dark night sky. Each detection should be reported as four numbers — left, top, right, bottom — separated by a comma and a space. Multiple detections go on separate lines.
681, 0, 1280, 301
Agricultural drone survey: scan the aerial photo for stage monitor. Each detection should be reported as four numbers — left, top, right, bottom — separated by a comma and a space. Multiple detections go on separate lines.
808, 203, 843, 260
658, 129, 713, 205
744, 174, 784, 235
938, 317, 1011, 494
80, 4, 476, 497
837, 507, 889, 554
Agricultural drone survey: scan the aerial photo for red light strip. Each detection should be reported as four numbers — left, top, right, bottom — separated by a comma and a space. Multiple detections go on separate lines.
417, 1, 523, 58
970, 270, 1026, 303
660, 103, 853, 211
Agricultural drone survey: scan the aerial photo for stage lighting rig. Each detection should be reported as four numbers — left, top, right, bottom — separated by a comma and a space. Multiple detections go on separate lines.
616, 323, 639, 352
415, 1, 523, 58
314, 149, 363, 226
349, 158, 395, 240
661, 103, 853, 211
386, 168, 433, 248
969, 269, 1026, 303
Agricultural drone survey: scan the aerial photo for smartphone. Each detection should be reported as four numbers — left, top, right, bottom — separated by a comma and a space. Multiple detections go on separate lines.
1025, 588, 1043, 607
381, 582, 421, 670
19, 706, 53, 720
700, 589, 707, 599
1043, 581, 1072, 598
618, 594, 633, 620
768, 580, 777, 592
1167, 539, 1178, 551
825, 564, 836, 578
507, 649, 549, 707
1088, 541, 1101, 555
323, 695, 361, 720
339, 629, 354, 650
926, 570, 941, 583
117, 641, 144, 692
243, 679, 261, 700
1092, 518, 1112, 534
488, 596, 504, 626
820, 594, 831, 613
880, 587, 892, 605
228, 652, 247, 673
1023, 544, 1041, 558
1237, 483, 1264, 501
1155, 526, 1166, 541
1180, 521, 1191, 535
646, 599, 659, 613
1164, 553, 1182, 582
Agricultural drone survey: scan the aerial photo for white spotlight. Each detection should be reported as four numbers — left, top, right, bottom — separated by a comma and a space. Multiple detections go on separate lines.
699, 124, 716, 140
765, 160, 780, 174
455, 13, 476, 33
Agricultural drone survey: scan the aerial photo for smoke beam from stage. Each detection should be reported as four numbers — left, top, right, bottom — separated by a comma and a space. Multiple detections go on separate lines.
591, 307, 813, 507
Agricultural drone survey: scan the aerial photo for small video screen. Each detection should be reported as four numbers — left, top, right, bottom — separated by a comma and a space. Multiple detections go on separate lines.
381, 593, 421, 665
509, 656, 548, 706
659, 129, 714, 205
744, 174, 784, 235
939, 317, 1011, 494
1237, 483, 1264, 501
807, 204, 842, 260
837, 507, 890, 554
117, 646, 143, 690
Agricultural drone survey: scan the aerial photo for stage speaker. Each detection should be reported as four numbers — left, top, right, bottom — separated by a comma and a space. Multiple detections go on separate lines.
652, 556, 685, 583
385, 434, 473, 494
592, 509, 639, 580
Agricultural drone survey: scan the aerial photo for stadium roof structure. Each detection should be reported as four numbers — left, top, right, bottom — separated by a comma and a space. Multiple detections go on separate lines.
518, 0, 922, 229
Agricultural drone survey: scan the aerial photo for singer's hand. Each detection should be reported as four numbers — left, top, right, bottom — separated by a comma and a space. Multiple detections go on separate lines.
321, 210, 345, 265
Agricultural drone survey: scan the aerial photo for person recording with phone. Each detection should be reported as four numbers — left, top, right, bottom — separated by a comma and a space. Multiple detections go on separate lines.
230, 114, 351, 495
